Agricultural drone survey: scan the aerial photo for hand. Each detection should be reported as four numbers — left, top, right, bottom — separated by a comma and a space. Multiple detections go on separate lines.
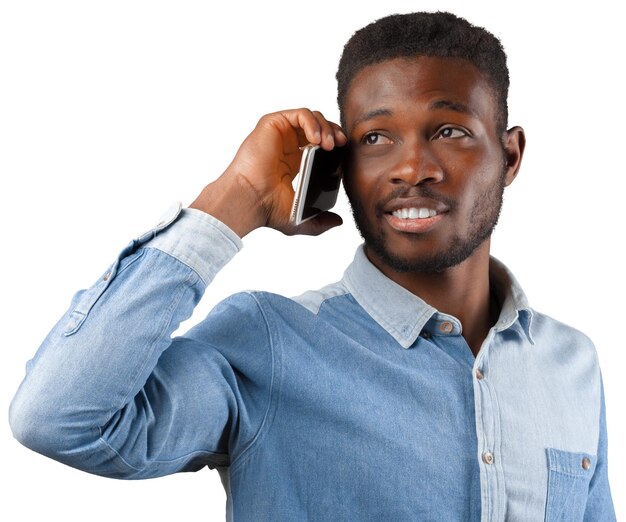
190, 108, 348, 238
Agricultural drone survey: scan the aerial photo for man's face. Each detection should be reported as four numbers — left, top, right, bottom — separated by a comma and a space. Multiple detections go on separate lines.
342, 56, 516, 274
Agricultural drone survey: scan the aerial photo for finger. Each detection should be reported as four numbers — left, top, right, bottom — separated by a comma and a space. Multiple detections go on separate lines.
297, 118, 346, 149
311, 111, 336, 151
329, 122, 348, 146
293, 126, 311, 149
277, 109, 324, 147
269, 109, 347, 150
312, 114, 348, 148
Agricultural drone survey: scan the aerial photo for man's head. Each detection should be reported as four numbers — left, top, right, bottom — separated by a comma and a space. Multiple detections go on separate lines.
337, 12, 525, 276
337, 12, 510, 136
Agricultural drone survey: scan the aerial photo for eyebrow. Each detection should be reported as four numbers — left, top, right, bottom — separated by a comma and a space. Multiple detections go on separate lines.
351, 100, 478, 131
351, 108, 394, 129
429, 99, 478, 117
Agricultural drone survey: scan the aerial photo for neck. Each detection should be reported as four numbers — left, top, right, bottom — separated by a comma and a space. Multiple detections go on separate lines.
365, 242, 497, 356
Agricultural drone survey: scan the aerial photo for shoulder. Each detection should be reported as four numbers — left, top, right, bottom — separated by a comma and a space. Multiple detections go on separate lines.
531, 308, 595, 348
289, 280, 351, 315
196, 281, 351, 332
529, 308, 600, 370
211, 280, 351, 317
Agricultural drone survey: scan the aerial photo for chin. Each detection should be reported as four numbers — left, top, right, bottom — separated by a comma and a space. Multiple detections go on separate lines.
364, 229, 492, 274
366, 243, 461, 274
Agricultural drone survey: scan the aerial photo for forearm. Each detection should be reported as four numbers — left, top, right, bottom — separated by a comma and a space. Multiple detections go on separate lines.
9, 206, 242, 475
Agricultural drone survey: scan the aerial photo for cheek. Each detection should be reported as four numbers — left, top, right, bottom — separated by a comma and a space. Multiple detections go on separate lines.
344, 158, 385, 202
442, 146, 503, 190
349, 152, 387, 179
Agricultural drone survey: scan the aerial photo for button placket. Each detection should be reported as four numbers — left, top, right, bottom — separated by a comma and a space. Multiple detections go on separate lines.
472, 330, 505, 520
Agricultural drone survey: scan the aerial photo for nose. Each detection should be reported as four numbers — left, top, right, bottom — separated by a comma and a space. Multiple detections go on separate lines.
389, 143, 443, 186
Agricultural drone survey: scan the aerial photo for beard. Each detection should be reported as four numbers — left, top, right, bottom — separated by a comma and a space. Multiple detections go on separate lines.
345, 169, 507, 274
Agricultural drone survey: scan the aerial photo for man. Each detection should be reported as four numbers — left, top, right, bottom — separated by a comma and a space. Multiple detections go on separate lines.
9, 11, 615, 521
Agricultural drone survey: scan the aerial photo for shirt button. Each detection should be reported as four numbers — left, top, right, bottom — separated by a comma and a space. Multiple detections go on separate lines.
439, 321, 453, 334
582, 457, 591, 470
475, 369, 484, 380
103, 271, 112, 281
482, 451, 494, 465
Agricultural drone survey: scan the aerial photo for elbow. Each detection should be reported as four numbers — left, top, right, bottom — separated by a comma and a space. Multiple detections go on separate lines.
9, 355, 102, 458
9, 387, 69, 457
10, 387, 41, 449
9, 386, 142, 480
9, 380, 102, 464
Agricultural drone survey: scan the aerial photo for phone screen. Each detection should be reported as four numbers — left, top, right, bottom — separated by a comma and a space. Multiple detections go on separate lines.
299, 146, 345, 222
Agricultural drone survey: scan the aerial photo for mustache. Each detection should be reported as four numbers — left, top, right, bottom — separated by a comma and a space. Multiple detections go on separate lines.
376, 186, 457, 214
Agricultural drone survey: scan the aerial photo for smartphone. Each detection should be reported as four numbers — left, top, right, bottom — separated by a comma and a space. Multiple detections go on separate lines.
290, 144, 345, 225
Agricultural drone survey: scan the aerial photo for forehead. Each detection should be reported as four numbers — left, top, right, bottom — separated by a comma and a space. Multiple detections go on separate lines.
344, 56, 497, 131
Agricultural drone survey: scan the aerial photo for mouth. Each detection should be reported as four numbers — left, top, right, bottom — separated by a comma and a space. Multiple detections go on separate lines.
390, 207, 439, 220
382, 198, 448, 233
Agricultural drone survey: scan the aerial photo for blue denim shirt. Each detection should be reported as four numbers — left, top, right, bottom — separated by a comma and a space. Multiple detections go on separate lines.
10, 205, 615, 521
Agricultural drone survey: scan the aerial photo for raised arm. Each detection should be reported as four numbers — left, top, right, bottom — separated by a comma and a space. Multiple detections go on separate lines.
9, 109, 346, 478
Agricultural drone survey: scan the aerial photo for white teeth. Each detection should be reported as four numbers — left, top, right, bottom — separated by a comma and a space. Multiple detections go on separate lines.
392, 208, 438, 219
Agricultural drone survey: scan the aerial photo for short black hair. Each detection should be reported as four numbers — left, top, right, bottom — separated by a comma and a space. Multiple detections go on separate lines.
336, 12, 509, 135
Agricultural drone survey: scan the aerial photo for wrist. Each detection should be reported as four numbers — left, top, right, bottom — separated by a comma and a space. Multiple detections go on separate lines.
189, 173, 266, 238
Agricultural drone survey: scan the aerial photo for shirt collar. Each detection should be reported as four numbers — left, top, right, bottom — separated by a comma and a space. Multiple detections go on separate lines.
341, 245, 534, 349
488, 257, 535, 345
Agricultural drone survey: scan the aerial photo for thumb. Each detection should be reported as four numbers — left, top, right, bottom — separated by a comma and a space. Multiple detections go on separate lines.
287, 211, 343, 236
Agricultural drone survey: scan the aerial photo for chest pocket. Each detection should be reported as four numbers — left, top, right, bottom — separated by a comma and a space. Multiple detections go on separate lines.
544, 448, 595, 521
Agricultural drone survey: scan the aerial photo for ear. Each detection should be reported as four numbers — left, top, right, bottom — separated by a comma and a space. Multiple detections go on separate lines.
502, 126, 526, 187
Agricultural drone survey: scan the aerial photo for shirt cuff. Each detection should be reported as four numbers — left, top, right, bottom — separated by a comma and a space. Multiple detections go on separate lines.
144, 206, 243, 285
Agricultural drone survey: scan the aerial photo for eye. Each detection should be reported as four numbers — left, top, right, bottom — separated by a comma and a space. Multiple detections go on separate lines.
361, 132, 392, 145
434, 127, 469, 139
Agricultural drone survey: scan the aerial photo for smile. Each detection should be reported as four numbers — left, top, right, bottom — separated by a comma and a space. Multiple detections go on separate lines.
391, 207, 438, 219
384, 207, 444, 233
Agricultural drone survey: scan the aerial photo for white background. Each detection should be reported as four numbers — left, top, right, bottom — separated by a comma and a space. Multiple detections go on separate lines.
1, 1, 623, 520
